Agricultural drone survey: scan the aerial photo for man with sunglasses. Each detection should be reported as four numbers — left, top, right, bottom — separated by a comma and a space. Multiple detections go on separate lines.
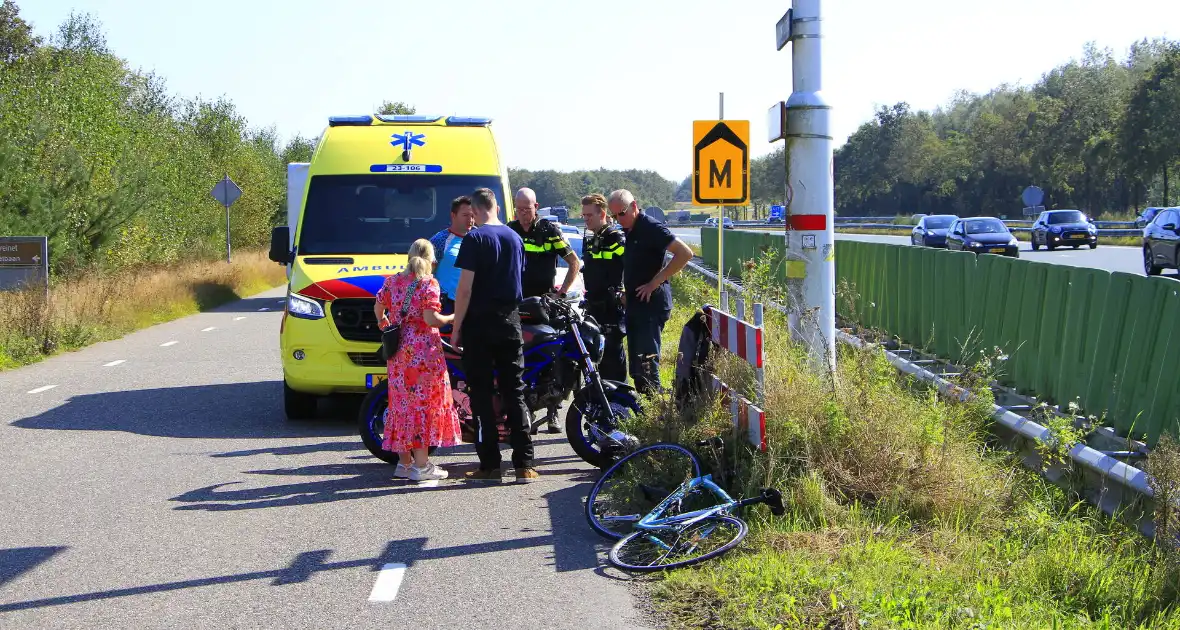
607, 189, 693, 395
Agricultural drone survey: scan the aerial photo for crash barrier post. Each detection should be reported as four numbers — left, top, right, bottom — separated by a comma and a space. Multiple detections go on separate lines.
834, 240, 1180, 446
704, 294, 767, 451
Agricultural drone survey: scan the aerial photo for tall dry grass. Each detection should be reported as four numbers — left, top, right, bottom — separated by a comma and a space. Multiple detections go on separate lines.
0, 249, 287, 368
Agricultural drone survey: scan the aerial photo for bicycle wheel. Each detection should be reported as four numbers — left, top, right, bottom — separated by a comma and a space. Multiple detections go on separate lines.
585, 442, 702, 540
608, 514, 748, 572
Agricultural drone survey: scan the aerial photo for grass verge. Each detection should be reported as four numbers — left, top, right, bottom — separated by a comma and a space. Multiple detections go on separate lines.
0, 249, 287, 370
618, 260, 1180, 629
833, 226, 1143, 247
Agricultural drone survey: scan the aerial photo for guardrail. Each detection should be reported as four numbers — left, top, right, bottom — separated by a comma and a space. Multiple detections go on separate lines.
698, 227, 1180, 446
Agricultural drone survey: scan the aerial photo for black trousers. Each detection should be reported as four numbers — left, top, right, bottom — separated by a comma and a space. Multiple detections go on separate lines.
462, 307, 533, 470
587, 299, 627, 383
625, 306, 671, 396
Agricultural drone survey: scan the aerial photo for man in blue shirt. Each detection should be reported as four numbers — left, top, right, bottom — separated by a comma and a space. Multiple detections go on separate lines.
428, 196, 475, 316
451, 187, 536, 482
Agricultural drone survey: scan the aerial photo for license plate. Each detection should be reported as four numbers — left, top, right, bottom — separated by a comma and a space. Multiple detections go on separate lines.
1069, 234, 1085, 239
989, 248, 1006, 253
365, 374, 385, 389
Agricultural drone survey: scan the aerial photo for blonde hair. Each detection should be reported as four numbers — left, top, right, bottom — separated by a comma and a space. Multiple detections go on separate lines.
406, 238, 435, 279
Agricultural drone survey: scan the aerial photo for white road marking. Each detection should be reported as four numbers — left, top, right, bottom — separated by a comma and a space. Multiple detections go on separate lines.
160, 341, 178, 347
27, 385, 57, 394
368, 563, 407, 602
234, 316, 247, 321
103, 360, 126, 367
258, 307, 270, 312
202, 327, 216, 332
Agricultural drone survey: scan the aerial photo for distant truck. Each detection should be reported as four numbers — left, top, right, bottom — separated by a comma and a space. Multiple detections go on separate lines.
552, 205, 569, 222
285, 163, 310, 279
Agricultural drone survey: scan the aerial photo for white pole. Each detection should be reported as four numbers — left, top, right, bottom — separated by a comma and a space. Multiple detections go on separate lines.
785, 0, 835, 373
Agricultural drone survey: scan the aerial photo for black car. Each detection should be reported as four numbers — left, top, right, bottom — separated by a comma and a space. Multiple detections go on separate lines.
1143, 207, 1180, 276
910, 214, 958, 248
946, 217, 1020, 257
1030, 209, 1098, 251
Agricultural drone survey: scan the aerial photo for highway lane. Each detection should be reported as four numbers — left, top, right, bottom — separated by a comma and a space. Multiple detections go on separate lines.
672, 227, 1171, 278
0, 289, 653, 629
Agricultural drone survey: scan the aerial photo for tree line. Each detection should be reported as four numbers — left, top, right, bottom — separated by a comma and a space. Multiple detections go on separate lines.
0, 2, 320, 276
829, 39, 1180, 218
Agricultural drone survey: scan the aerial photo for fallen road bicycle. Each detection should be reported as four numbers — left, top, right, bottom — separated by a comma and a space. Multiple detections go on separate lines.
585, 436, 785, 572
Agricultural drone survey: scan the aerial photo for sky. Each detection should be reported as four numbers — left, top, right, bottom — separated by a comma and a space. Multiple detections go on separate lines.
19, 0, 1180, 184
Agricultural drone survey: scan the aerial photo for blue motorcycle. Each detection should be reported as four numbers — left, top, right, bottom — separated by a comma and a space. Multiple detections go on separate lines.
359, 294, 642, 468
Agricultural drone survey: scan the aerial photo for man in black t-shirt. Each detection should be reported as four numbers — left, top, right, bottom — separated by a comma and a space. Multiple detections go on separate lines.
452, 187, 536, 482
508, 187, 581, 298
608, 189, 693, 395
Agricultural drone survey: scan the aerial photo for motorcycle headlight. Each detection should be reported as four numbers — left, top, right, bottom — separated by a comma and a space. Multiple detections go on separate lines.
287, 292, 325, 319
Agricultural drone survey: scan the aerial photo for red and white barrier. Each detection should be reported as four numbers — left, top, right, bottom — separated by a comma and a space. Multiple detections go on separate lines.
705, 293, 767, 451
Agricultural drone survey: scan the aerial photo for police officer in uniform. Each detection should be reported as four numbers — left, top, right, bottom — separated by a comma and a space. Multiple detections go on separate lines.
508, 187, 581, 299
579, 193, 627, 382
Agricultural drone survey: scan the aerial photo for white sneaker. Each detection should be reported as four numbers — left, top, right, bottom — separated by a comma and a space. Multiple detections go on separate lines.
394, 463, 411, 479
410, 463, 448, 481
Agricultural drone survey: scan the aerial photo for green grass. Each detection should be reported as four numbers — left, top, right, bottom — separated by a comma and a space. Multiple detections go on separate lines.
623, 260, 1180, 630
0, 249, 288, 370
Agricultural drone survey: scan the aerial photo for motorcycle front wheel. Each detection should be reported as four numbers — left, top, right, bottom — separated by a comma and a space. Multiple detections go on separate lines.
358, 386, 437, 464
565, 385, 641, 468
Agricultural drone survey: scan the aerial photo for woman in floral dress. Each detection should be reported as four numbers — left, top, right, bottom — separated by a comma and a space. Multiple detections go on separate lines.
373, 238, 462, 482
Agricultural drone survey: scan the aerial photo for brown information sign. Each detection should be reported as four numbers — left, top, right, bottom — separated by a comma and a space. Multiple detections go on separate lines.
0, 240, 46, 267
0, 236, 49, 295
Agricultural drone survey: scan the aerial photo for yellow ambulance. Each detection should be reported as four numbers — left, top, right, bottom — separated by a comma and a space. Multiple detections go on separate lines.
268, 113, 513, 419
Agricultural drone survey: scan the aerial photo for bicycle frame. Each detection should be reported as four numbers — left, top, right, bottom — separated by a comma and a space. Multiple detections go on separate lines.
633, 473, 738, 532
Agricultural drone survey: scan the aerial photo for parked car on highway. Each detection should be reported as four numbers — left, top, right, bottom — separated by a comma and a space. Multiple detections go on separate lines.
1143, 207, 1180, 276
946, 216, 1019, 257
910, 214, 957, 247
1030, 209, 1098, 251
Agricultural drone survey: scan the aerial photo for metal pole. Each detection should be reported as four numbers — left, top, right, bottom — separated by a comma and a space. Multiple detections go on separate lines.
712, 92, 722, 306
224, 174, 232, 264
785, 0, 835, 372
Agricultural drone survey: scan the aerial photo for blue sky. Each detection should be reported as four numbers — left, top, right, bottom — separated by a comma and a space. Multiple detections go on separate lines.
20, 0, 1180, 183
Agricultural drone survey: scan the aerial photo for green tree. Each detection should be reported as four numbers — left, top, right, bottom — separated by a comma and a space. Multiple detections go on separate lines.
377, 101, 416, 115
0, 0, 38, 64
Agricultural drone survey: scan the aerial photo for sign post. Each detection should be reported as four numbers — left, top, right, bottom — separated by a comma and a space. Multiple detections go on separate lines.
0, 236, 49, 301
211, 175, 243, 263
693, 108, 750, 301
769, 0, 835, 373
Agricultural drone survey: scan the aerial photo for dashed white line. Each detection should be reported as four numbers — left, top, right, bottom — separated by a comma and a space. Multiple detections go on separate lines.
201, 327, 216, 332
160, 341, 178, 347
103, 360, 126, 367
27, 385, 57, 394
258, 307, 270, 312
235, 316, 247, 321
368, 563, 407, 602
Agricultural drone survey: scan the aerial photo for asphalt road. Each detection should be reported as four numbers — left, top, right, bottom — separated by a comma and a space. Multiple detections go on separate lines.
672, 227, 1174, 278
0, 288, 654, 629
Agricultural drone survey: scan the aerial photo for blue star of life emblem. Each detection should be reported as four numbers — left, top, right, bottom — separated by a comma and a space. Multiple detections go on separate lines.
390, 131, 426, 151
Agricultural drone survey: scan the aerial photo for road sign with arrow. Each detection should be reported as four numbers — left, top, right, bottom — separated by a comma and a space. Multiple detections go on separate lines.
0, 236, 49, 296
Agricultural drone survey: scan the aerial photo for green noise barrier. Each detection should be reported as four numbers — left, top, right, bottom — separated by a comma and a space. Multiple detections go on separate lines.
699, 228, 1180, 445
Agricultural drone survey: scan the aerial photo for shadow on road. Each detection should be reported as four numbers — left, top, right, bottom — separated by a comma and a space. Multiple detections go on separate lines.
10, 381, 357, 439
0, 547, 68, 589
205, 295, 288, 314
